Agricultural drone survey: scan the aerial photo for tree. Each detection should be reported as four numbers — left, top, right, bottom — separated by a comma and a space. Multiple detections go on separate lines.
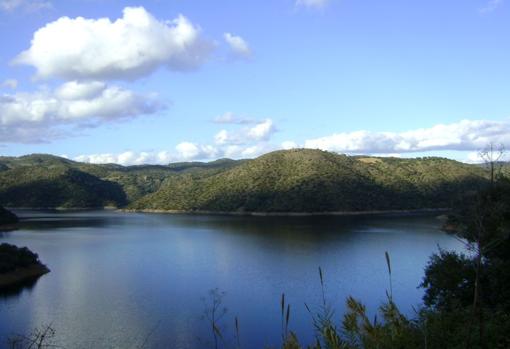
479, 143, 505, 185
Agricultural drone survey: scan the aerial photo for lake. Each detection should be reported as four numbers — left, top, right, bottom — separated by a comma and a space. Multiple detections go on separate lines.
0, 210, 464, 348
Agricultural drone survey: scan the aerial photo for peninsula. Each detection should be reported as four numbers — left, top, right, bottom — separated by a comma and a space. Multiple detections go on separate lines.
0, 243, 50, 290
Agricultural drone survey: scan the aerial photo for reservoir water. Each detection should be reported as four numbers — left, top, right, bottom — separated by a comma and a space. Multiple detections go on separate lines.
0, 210, 464, 348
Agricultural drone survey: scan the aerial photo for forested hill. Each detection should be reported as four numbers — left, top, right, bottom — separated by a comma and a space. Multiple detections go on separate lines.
0, 154, 240, 208
130, 149, 489, 212
0, 206, 18, 225
0, 150, 492, 212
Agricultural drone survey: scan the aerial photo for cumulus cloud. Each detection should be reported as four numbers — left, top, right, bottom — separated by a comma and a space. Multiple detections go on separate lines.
75, 151, 175, 166
296, 0, 329, 9
13, 7, 213, 80
224, 33, 252, 58
175, 142, 218, 160
73, 119, 510, 166
0, 81, 162, 143
0, 0, 51, 12
281, 141, 298, 150
75, 142, 275, 166
75, 118, 277, 165
1, 79, 17, 89
214, 129, 230, 145
304, 119, 510, 154
479, 0, 503, 14
213, 118, 276, 145
247, 119, 275, 141
465, 152, 484, 164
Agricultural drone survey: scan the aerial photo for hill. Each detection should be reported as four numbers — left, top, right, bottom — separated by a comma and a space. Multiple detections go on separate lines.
0, 150, 492, 212
0, 206, 18, 225
0, 243, 50, 289
130, 149, 489, 213
167, 158, 243, 172
0, 154, 240, 208
0, 165, 128, 208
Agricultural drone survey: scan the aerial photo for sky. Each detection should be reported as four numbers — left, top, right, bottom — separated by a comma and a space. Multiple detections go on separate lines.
0, 0, 509, 165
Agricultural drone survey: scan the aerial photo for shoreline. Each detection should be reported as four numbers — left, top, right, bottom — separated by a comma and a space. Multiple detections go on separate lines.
6, 206, 118, 211
0, 264, 50, 290
122, 207, 451, 217
0, 223, 18, 231
7, 206, 451, 217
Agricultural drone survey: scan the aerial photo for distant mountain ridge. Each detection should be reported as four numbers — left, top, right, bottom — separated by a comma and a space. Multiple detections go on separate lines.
0, 154, 241, 208
0, 149, 494, 213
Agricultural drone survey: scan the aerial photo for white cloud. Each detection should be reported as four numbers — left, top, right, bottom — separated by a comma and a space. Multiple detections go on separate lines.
0, 81, 162, 143
296, 0, 329, 9
13, 7, 213, 80
74, 142, 274, 166
304, 119, 510, 154
480, 0, 503, 14
247, 119, 275, 141
55, 80, 106, 100
1, 79, 18, 89
465, 152, 484, 164
74, 118, 277, 165
75, 150, 178, 166
214, 129, 229, 145
224, 33, 252, 58
181, 143, 217, 160
73, 119, 510, 166
175, 142, 200, 159
281, 141, 298, 150
75, 145, 215, 165
0, 0, 51, 12
212, 118, 276, 145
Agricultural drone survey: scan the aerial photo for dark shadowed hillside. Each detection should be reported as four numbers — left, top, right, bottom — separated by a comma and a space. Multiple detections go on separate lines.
0, 154, 241, 208
0, 206, 17, 225
0, 166, 128, 208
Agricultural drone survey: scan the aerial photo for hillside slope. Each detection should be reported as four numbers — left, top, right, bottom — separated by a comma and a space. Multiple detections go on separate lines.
131, 149, 488, 212
0, 206, 18, 225
0, 154, 241, 208
0, 150, 490, 212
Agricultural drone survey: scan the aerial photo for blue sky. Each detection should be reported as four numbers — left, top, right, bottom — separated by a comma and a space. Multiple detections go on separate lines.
0, 0, 509, 165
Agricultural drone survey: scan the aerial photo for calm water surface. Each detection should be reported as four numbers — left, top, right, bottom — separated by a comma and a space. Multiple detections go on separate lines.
0, 210, 464, 348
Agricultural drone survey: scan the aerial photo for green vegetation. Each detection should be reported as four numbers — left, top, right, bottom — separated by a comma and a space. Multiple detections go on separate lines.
132, 149, 488, 212
0, 154, 241, 208
0, 150, 493, 212
0, 206, 17, 225
0, 243, 49, 291
0, 243, 44, 274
